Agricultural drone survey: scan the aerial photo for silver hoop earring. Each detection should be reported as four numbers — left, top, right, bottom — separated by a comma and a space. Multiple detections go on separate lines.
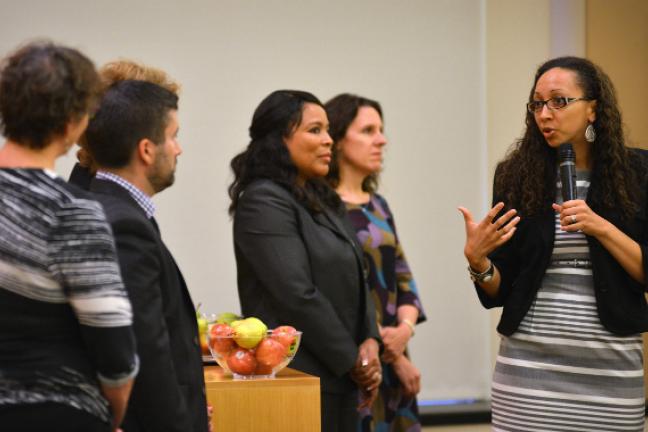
585, 124, 596, 142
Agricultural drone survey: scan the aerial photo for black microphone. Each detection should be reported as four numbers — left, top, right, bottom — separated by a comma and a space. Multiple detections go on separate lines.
559, 143, 577, 203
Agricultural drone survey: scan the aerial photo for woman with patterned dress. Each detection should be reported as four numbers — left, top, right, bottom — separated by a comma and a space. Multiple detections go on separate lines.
459, 56, 648, 431
326, 94, 426, 431
0, 42, 138, 431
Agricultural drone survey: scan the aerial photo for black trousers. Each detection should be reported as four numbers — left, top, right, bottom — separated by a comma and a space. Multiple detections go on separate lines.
321, 390, 359, 432
0, 402, 110, 432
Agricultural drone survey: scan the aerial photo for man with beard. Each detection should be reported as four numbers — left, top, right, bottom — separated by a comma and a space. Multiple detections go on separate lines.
83, 80, 209, 432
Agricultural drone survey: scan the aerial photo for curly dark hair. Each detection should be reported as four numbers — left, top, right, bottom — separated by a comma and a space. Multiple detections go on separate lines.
228, 90, 341, 215
495, 56, 639, 219
324, 93, 383, 193
0, 41, 100, 149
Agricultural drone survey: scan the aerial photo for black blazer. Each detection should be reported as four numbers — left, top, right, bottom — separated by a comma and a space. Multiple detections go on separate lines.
69, 162, 94, 191
89, 179, 208, 432
234, 180, 380, 394
478, 148, 648, 336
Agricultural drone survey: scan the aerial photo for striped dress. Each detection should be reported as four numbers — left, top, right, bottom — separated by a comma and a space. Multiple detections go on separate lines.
492, 171, 645, 431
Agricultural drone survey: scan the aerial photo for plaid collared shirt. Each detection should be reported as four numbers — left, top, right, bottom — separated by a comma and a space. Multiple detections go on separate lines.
95, 171, 156, 219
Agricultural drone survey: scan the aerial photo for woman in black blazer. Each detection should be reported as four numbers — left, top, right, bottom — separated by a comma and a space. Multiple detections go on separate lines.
229, 90, 381, 432
459, 57, 648, 430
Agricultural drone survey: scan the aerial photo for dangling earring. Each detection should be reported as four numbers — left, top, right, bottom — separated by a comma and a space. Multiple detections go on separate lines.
585, 123, 596, 143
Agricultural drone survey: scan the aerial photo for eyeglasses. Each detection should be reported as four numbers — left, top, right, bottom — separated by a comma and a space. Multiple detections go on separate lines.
527, 97, 589, 114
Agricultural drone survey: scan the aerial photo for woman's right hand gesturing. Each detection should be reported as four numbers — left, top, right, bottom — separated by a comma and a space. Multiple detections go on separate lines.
458, 202, 519, 264
458, 202, 520, 296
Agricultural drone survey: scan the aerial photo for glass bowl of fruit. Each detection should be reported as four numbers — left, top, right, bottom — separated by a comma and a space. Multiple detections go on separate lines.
207, 317, 301, 379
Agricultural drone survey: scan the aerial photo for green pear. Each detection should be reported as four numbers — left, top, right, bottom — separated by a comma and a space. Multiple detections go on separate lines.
216, 312, 241, 325
243, 317, 267, 332
231, 320, 243, 329
197, 314, 208, 336
233, 317, 267, 349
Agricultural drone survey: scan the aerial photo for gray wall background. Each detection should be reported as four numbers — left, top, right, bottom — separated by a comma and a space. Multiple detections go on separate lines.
0, 0, 492, 400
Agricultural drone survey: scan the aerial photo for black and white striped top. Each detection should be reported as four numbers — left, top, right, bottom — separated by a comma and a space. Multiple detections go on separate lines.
492, 171, 645, 431
0, 169, 138, 422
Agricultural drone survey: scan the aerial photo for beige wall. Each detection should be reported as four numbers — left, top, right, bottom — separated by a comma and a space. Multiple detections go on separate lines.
586, 0, 648, 149
486, 0, 551, 184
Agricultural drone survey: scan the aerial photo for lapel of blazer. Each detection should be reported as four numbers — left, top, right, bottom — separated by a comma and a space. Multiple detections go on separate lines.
90, 178, 157, 231
161, 240, 197, 310
539, 209, 555, 251
91, 178, 197, 312
313, 208, 365, 267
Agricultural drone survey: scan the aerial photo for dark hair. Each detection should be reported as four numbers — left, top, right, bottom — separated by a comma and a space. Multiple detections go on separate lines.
76, 59, 181, 173
324, 93, 383, 193
228, 89, 340, 214
84, 80, 178, 168
0, 41, 100, 149
495, 56, 639, 218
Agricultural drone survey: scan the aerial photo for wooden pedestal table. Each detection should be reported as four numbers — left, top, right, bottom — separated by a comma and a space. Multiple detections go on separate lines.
204, 365, 321, 431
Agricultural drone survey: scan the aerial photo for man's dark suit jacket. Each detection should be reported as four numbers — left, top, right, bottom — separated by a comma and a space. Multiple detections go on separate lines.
477, 148, 648, 337
234, 180, 380, 394
88, 178, 208, 432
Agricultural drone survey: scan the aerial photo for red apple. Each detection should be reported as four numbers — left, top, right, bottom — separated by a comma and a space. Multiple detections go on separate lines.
254, 363, 274, 375
272, 326, 297, 349
227, 348, 257, 375
255, 338, 285, 368
209, 323, 235, 355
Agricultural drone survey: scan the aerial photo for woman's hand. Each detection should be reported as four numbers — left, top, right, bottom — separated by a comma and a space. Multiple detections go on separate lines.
553, 200, 645, 283
380, 324, 411, 364
458, 202, 520, 269
207, 402, 214, 432
351, 338, 382, 410
350, 338, 381, 391
552, 200, 610, 237
357, 385, 379, 410
101, 379, 133, 432
392, 355, 421, 398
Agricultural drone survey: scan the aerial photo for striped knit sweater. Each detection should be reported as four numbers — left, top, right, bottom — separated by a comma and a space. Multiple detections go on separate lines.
0, 169, 138, 422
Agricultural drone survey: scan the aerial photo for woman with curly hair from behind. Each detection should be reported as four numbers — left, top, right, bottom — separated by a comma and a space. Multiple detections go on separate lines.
0, 41, 138, 432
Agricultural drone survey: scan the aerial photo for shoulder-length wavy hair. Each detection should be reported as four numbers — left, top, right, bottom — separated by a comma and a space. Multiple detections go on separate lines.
495, 56, 639, 219
324, 93, 383, 193
228, 90, 341, 215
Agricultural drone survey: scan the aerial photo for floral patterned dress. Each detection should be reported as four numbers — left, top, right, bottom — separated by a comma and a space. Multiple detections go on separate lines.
345, 194, 426, 432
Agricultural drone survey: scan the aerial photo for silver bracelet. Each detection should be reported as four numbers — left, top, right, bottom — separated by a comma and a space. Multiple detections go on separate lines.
468, 260, 494, 283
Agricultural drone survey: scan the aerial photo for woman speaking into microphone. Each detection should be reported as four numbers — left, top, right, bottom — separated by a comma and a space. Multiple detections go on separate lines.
459, 57, 648, 431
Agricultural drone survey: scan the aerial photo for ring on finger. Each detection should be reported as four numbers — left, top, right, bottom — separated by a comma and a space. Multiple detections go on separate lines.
570, 215, 577, 224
